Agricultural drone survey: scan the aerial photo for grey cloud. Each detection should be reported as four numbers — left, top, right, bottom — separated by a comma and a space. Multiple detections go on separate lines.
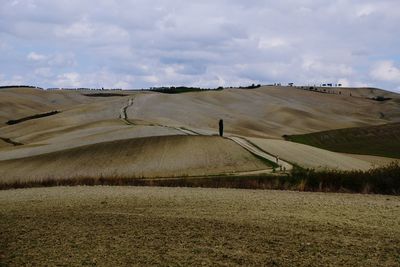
0, 0, 399, 91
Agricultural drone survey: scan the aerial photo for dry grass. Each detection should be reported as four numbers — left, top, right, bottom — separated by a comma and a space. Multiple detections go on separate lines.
248, 137, 374, 171
1, 163, 399, 195
284, 122, 400, 158
0, 135, 270, 184
1, 186, 399, 266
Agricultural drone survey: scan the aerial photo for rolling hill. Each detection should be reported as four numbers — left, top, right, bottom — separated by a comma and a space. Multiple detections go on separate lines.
284, 122, 400, 158
128, 86, 400, 138
0, 135, 270, 184
1, 85, 400, 185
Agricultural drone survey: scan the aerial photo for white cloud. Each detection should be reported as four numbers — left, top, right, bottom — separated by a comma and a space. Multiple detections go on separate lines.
370, 61, 400, 83
26, 52, 77, 68
27, 52, 47, 61
52, 70, 137, 89
55, 72, 81, 88
47, 53, 77, 67
301, 56, 354, 77
0, 41, 9, 50
0, 0, 399, 91
34, 67, 52, 78
353, 81, 370, 87
337, 78, 350, 87
57, 20, 95, 39
113, 80, 132, 89
356, 4, 376, 17
0, 74, 25, 85
258, 37, 290, 49
143, 75, 159, 84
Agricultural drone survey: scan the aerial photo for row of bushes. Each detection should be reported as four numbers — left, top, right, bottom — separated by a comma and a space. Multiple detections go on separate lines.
148, 84, 263, 94
148, 86, 222, 94
6, 111, 60, 125
238, 84, 262, 89
1, 163, 399, 194
82, 93, 127, 97
0, 85, 42, 90
370, 96, 392, 102
290, 163, 400, 194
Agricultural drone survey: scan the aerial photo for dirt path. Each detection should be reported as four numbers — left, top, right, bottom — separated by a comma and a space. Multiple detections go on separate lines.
228, 136, 293, 171
121, 99, 201, 135
175, 127, 200, 135
119, 98, 135, 125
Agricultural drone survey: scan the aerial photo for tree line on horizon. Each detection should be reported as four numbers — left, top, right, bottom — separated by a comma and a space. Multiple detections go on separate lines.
148, 84, 262, 94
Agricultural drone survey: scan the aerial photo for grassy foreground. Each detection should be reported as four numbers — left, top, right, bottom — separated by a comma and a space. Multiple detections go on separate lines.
1, 186, 399, 266
284, 122, 400, 158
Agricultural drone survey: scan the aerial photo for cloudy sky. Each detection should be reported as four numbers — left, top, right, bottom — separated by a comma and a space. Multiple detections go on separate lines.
0, 0, 399, 91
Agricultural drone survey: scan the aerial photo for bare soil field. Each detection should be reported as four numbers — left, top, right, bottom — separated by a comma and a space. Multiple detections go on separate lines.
247, 137, 374, 170
0, 135, 270, 184
1, 186, 399, 266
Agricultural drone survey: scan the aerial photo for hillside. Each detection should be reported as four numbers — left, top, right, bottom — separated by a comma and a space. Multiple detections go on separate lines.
129, 86, 400, 138
0, 138, 13, 149
284, 122, 400, 158
1, 85, 400, 184
247, 137, 374, 170
0, 87, 97, 124
0, 135, 270, 184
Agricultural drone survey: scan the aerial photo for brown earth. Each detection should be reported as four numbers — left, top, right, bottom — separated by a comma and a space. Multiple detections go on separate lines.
1, 186, 399, 266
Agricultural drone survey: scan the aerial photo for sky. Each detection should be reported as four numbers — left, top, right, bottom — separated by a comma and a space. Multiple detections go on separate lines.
0, 0, 399, 92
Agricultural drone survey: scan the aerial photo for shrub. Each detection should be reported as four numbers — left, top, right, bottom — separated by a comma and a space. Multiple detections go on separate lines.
6, 111, 60, 125
1, 163, 399, 195
371, 96, 391, 101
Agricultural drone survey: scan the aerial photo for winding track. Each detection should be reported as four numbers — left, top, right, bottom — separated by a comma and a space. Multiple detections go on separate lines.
120, 98, 202, 135
121, 98, 293, 174
120, 98, 134, 125
229, 136, 292, 171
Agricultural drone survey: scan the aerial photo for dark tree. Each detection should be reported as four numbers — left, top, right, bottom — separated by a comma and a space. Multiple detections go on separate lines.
219, 119, 224, 137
